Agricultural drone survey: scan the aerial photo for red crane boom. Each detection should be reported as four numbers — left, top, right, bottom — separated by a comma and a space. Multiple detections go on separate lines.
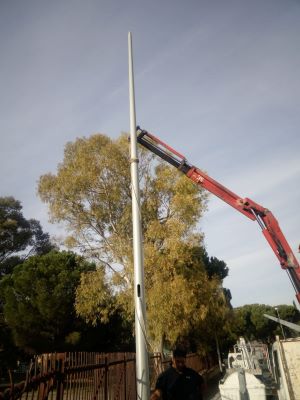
137, 127, 300, 304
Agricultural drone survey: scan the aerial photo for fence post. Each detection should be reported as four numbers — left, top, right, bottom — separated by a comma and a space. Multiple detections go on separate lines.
56, 355, 64, 400
124, 354, 127, 400
8, 369, 14, 400
104, 357, 108, 400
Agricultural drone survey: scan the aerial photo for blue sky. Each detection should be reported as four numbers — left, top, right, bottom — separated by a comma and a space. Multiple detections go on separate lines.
1, 0, 299, 307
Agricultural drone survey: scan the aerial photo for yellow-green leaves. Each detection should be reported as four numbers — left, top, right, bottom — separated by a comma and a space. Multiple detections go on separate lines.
38, 134, 132, 263
146, 269, 221, 349
38, 132, 227, 347
75, 268, 114, 326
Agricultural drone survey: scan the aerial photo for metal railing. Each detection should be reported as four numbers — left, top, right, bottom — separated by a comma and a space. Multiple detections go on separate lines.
1, 351, 216, 400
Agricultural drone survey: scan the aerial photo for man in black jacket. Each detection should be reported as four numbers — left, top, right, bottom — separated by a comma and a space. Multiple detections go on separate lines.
151, 348, 204, 400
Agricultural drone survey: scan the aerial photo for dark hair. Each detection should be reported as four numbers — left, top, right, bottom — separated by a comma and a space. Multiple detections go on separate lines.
172, 348, 187, 358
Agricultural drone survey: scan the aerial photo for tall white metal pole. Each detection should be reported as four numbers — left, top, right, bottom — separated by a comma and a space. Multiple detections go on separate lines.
128, 32, 150, 400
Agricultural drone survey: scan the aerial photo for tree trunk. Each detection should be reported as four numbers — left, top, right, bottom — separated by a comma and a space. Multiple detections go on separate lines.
215, 333, 223, 372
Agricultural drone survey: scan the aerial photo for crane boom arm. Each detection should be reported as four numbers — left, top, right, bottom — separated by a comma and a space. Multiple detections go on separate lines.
137, 127, 300, 303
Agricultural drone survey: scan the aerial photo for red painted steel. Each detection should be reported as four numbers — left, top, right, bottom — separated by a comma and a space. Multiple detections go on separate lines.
137, 128, 300, 303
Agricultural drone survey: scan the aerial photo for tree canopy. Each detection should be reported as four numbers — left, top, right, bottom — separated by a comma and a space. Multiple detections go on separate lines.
0, 251, 95, 352
0, 196, 55, 276
230, 304, 300, 343
38, 133, 231, 350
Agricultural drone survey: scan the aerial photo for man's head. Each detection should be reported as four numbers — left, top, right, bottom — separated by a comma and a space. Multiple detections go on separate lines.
172, 348, 187, 372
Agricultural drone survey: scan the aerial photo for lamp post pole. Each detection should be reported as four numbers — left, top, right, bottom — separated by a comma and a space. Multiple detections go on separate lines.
128, 31, 150, 400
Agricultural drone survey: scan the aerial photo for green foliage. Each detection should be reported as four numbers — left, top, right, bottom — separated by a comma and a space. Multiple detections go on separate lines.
0, 196, 55, 276
147, 269, 214, 346
75, 267, 115, 326
64, 331, 81, 346
0, 313, 22, 373
198, 247, 229, 280
0, 197, 32, 261
0, 196, 58, 367
230, 304, 300, 342
0, 251, 95, 352
38, 133, 233, 351
38, 135, 134, 268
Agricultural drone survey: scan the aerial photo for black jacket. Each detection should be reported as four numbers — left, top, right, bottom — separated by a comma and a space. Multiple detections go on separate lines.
155, 366, 204, 400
